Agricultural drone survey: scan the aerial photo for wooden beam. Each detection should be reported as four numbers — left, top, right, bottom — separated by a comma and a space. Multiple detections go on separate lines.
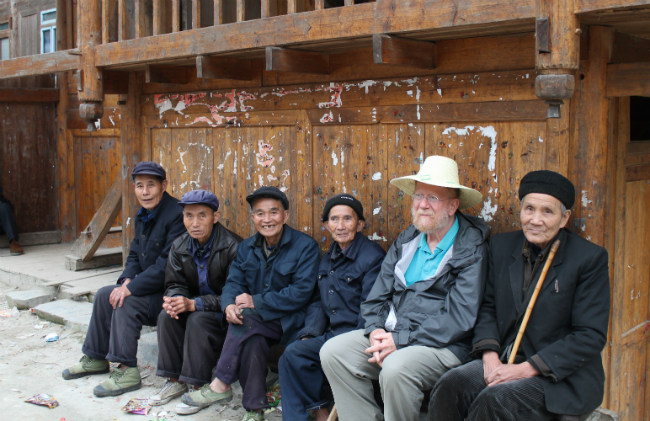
606, 62, 650, 97
0, 88, 60, 102
0, 51, 80, 79
626, 163, 650, 182
575, 0, 650, 14
266, 47, 329, 74
196, 55, 253, 80
103, 70, 130, 94
612, 32, 650, 64
94, 0, 536, 67
192, 0, 201, 28
145, 64, 192, 84
71, 175, 123, 261
372, 34, 436, 69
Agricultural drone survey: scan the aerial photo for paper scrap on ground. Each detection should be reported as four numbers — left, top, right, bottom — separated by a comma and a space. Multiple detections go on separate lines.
45, 333, 59, 342
25, 394, 59, 408
122, 398, 152, 415
266, 379, 281, 407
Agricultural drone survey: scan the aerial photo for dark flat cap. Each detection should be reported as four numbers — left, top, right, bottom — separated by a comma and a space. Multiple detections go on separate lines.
246, 186, 289, 210
519, 170, 575, 209
322, 193, 365, 222
179, 190, 220, 211
131, 161, 166, 180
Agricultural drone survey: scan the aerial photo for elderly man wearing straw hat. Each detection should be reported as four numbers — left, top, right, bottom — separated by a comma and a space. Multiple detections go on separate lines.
428, 170, 610, 421
320, 155, 489, 421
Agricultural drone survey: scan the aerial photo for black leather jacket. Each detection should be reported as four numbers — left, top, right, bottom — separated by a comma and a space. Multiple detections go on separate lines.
164, 222, 243, 314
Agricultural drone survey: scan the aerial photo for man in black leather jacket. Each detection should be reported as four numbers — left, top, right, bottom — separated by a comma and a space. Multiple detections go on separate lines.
147, 190, 243, 414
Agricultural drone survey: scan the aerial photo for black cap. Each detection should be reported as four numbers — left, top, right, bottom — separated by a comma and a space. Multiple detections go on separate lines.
131, 161, 166, 181
246, 186, 289, 210
179, 190, 220, 211
322, 193, 365, 222
519, 170, 575, 209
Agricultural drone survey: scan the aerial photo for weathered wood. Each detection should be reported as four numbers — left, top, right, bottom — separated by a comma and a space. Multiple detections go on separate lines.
372, 34, 436, 69
65, 247, 123, 271
575, 0, 650, 13
315, 0, 324, 9
344, 0, 353, 5
71, 175, 123, 261
237, 0, 245, 21
214, 0, 223, 24
94, 0, 537, 67
192, 0, 201, 28
535, 74, 575, 99
196, 55, 253, 80
79, 0, 104, 102
0, 88, 60, 102
288, 0, 298, 14
266, 47, 330, 74
145, 64, 192, 84
612, 32, 650, 64
626, 164, 650, 182
0, 231, 62, 248
0, 51, 80, 79
172, 0, 180, 31
536, 0, 579, 70
606, 62, 650, 97
535, 18, 549, 53
103, 70, 130, 94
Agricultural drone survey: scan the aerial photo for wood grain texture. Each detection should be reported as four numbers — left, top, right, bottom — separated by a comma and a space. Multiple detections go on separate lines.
196, 55, 253, 80
606, 62, 650, 97
536, 0, 580, 70
266, 47, 330, 74
0, 88, 60, 102
0, 51, 80, 79
575, 0, 650, 13
373, 34, 436, 69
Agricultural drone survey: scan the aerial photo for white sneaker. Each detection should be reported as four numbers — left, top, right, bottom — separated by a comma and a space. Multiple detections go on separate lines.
175, 402, 201, 415
148, 380, 188, 406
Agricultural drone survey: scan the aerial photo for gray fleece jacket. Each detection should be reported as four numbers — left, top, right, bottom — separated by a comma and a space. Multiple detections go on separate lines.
362, 211, 489, 363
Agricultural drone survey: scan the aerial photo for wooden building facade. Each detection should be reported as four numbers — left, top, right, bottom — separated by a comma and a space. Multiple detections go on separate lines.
0, 0, 649, 418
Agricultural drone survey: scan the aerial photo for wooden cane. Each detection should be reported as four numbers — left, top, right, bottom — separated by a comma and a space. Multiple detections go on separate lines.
508, 239, 561, 364
327, 405, 338, 421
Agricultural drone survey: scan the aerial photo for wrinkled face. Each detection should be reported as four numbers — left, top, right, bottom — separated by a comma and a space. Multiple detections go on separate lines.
251, 198, 290, 244
183, 204, 220, 245
325, 205, 364, 250
133, 175, 167, 210
411, 182, 459, 234
520, 193, 570, 249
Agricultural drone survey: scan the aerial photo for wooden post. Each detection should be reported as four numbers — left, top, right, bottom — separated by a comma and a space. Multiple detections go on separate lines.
214, 0, 223, 24
79, 0, 104, 131
121, 72, 143, 264
192, 0, 201, 29
261, 0, 271, 18
344, 0, 353, 5
315, 0, 324, 10
288, 0, 298, 14
237, 0, 245, 21
172, 0, 180, 32
535, 0, 580, 70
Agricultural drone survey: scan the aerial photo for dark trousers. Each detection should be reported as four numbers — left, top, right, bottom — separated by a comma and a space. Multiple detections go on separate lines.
213, 311, 282, 411
0, 202, 18, 242
278, 333, 332, 421
156, 310, 227, 386
428, 359, 554, 421
82, 285, 158, 367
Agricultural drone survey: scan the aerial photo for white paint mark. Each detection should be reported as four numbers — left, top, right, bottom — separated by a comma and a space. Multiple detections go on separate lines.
538, 136, 544, 143
126, 217, 131, 227
357, 80, 377, 94
180, 181, 188, 189
258, 174, 264, 186
479, 197, 498, 222
109, 116, 115, 126
368, 232, 387, 242
174, 101, 187, 114
372, 172, 382, 181
217, 163, 224, 170
437, 88, 442, 97
373, 207, 381, 215
178, 147, 188, 173
341, 149, 345, 165
581, 190, 593, 207
402, 77, 419, 86
481, 126, 498, 172
233, 151, 238, 175
416, 87, 421, 102
526, 74, 529, 79
417, 105, 421, 120
442, 126, 475, 137
94, 120, 101, 130
407, 90, 414, 97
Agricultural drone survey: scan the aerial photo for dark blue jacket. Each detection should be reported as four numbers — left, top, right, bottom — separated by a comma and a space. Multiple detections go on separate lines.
120, 191, 185, 319
221, 225, 319, 346
298, 234, 386, 339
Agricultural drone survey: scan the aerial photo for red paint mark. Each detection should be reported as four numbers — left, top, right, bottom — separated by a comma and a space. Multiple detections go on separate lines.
460, 91, 465, 98
238, 91, 256, 111
318, 84, 343, 108
320, 111, 335, 123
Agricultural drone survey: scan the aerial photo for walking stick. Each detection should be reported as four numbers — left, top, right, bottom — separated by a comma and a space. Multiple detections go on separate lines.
508, 239, 561, 364
327, 405, 338, 421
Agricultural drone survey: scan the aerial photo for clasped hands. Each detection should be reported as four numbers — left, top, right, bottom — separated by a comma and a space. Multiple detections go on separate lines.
365, 329, 397, 367
225, 293, 255, 325
162, 296, 196, 319
481, 350, 538, 386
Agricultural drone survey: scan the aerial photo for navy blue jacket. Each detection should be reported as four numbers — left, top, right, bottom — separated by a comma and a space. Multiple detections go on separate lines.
221, 225, 319, 346
120, 191, 185, 320
298, 234, 386, 339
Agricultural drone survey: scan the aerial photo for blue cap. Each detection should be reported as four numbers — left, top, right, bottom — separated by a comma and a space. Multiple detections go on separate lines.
131, 161, 166, 181
246, 186, 289, 210
179, 190, 220, 211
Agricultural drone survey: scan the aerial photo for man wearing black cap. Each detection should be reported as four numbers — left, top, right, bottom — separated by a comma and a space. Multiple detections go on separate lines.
144, 190, 243, 412
279, 193, 386, 421
428, 170, 611, 421
62, 161, 186, 398
180, 186, 319, 421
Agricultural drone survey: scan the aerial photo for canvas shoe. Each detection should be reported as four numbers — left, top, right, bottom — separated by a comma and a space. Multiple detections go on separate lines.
242, 410, 264, 421
93, 366, 142, 397
62, 355, 110, 380
179, 384, 233, 413
148, 380, 188, 406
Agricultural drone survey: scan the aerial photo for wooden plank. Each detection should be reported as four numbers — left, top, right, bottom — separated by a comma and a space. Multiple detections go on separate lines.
93, 0, 537, 67
0, 51, 80, 79
65, 247, 123, 271
345, 0, 353, 5
626, 163, 650, 182
288, 0, 298, 14
196, 55, 253, 80
214, 0, 223, 24
103, 71, 130, 94
266, 47, 329, 74
0, 231, 63, 248
145, 64, 192, 84
536, 0, 579, 70
192, 0, 201, 28
575, 0, 650, 13
612, 32, 650, 64
372, 34, 436, 69
261, 0, 270, 17
0, 88, 60, 102
172, 0, 180, 31
315, 0, 324, 10
237, 0, 245, 21
606, 62, 650, 97
627, 141, 650, 155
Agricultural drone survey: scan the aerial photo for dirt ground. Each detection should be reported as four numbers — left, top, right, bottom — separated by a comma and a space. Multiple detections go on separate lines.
0, 282, 284, 421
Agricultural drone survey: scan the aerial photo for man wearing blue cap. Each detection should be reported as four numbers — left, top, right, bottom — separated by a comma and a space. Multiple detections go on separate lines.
146, 190, 243, 413
180, 186, 320, 421
62, 161, 186, 398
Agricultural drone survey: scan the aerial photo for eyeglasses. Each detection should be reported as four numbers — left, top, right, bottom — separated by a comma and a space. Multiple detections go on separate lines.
411, 193, 453, 206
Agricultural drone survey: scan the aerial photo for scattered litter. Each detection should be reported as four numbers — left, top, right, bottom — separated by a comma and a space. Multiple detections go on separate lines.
122, 398, 152, 415
266, 379, 281, 407
0, 307, 19, 318
11, 388, 20, 392
45, 333, 59, 342
16, 333, 35, 339
25, 393, 59, 409
34, 324, 44, 329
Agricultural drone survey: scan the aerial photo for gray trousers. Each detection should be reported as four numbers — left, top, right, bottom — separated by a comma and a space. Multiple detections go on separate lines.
320, 329, 461, 421
82, 285, 158, 367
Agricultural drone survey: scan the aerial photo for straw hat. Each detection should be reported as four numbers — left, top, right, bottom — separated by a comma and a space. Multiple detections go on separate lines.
390, 155, 483, 210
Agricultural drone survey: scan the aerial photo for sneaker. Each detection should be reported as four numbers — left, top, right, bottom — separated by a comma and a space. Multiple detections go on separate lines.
62, 355, 109, 380
242, 411, 264, 421
175, 402, 201, 415
148, 380, 188, 406
9, 241, 23, 256
93, 366, 142, 397
179, 384, 233, 413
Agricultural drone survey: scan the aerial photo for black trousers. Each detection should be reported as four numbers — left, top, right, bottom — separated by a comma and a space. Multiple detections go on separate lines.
0, 202, 18, 242
428, 360, 554, 421
82, 285, 158, 367
213, 311, 282, 411
156, 310, 227, 386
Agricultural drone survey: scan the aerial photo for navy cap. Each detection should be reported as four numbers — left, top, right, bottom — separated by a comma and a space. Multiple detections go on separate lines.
131, 161, 166, 181
179, 190, 220, 211
322, 193, 365, 222
246, 186, 289, 210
